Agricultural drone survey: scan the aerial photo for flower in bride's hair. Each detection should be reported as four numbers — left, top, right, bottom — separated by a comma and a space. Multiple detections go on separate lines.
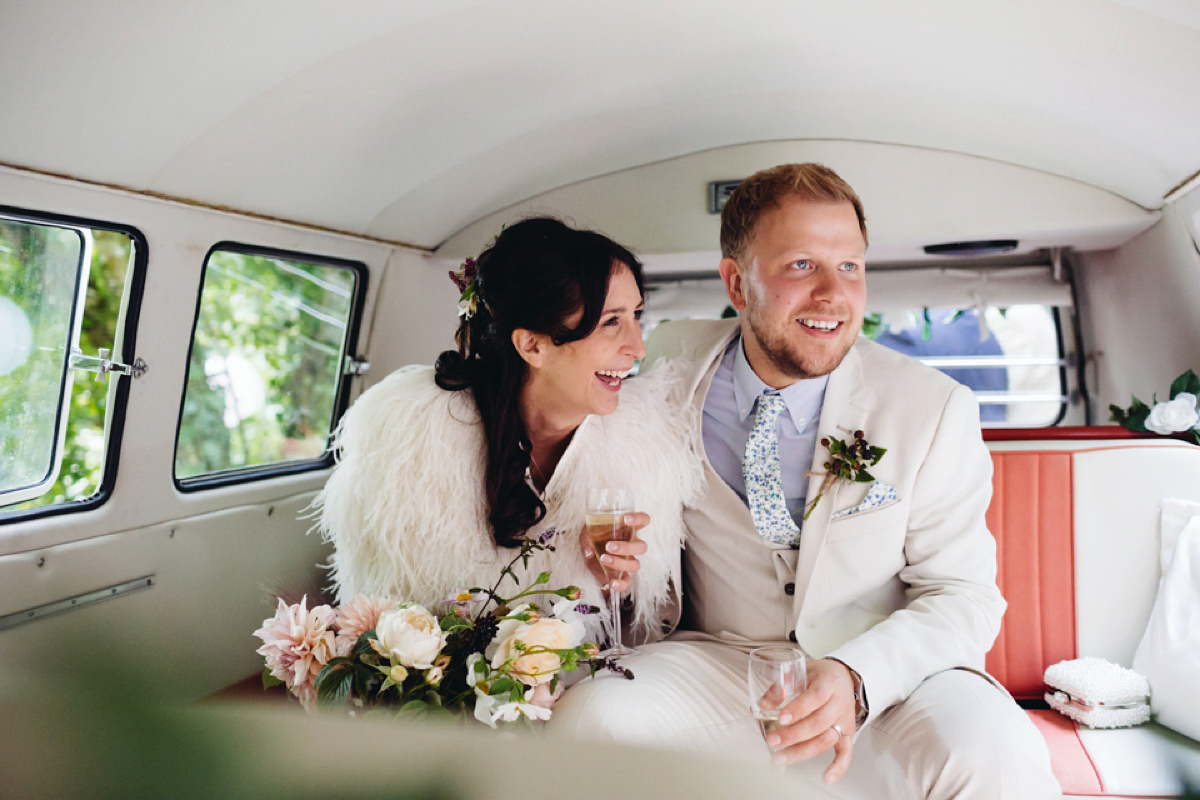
449, 257, 477, 293
374, 604, 448, 670
450, 256, 481, 319
253, 596, 337, 709
333, 595, 396, 655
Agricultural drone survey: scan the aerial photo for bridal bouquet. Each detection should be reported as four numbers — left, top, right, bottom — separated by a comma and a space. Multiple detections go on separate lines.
253, 529, 630, 727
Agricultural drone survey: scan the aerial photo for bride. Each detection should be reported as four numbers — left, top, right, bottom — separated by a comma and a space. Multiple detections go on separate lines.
315, 217, 702, 650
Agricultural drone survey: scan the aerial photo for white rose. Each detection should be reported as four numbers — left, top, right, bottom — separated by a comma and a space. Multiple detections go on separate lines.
374, 604, 447, 669
1145, 393, 1200, 435
484, 604, 537, 661
489, 617, 577, 686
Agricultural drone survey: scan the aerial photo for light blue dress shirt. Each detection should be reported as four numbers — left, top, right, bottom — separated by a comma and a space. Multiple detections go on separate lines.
701, 336, 829, 526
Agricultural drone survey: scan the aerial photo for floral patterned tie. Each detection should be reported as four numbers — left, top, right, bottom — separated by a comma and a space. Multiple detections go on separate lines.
743, 392, 802, 546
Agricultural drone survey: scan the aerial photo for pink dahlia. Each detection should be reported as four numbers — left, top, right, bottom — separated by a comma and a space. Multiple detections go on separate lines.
253, 596, 337, 709
334, 595, 397, 656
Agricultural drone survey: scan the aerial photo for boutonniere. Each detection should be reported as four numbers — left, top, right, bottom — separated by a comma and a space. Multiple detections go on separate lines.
1110, 369, 1200, 444
804, 429, 887, 520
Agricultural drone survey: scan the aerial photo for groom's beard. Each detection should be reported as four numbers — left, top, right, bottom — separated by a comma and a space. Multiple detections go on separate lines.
744, 303, 859, 380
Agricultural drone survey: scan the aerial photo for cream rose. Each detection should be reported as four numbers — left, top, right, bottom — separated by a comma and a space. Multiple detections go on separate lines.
1146, 393, 1199, 435
489, 617, 578, 686
374, 604, 447, 669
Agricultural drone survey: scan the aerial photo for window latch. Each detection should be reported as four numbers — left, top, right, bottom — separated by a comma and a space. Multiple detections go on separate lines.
343, 356, 370, 377
69, 348, 148, 380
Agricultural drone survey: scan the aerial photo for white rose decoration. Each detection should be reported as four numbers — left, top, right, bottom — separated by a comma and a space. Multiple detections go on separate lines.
490, 617, 579, 686
374, 604, 447, 669
1145, 393, 1199, 435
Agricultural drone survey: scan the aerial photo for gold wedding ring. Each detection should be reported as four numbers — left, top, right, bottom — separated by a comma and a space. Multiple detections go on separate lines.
832, 723, 844, 741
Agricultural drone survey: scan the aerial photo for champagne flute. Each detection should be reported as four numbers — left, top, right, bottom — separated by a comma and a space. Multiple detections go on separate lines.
586, 485, 637, 658
748, 646, 808, 751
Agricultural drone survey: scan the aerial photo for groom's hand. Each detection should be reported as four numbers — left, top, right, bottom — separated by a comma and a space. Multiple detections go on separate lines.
765, 657, 858, 783
580, 512, 650, 592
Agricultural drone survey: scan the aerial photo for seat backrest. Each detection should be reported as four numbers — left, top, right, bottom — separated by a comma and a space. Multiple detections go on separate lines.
983, 431, 1200, 699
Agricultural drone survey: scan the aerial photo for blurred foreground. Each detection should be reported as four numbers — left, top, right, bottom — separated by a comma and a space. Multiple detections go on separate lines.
0, 650, 826, 800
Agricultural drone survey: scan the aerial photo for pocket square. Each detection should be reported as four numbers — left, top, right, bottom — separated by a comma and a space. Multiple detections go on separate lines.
831, 480, 898, 520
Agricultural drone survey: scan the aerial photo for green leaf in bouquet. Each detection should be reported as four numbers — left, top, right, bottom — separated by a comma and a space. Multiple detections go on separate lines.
395, 699, 431, 720
315, 657, 352, 688
561, 646, 586, 672
533, 571, 551, 585
317, 665, 354, 706
261, 667, 284, 690
354, 629, 378, 657
855, 470, 874, 483
440, 613, 471, 632
1171, 369, 1200, 399
489, 676, 521, 698
352, 667, 376, 701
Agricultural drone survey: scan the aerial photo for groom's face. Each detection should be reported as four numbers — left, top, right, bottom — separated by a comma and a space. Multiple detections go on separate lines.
719, 196, 866, 388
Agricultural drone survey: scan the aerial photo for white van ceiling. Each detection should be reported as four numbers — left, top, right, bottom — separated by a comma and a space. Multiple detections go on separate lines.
1, 0, 1197, 250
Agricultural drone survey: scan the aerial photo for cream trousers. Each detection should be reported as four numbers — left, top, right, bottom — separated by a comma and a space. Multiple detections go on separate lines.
549, 640, 1062, 800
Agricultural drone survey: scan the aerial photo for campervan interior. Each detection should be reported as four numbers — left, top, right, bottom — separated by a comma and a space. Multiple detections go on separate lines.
2, 2, 1200, 798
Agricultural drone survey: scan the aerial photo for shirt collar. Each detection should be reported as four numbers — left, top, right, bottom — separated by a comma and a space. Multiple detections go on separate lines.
732, 334, 829, 429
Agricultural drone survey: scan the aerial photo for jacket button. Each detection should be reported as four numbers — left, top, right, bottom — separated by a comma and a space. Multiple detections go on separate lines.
788, 631, 798, 643
784, 583, 795, 596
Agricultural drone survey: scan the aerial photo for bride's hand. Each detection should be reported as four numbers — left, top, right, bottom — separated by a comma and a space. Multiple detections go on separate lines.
580, 512, 650, 593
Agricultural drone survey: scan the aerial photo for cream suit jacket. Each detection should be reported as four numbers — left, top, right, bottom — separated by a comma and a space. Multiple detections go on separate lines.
645, 318, 1006, 725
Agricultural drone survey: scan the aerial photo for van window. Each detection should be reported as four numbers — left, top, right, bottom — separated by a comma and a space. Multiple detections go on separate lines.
0, 214, 139, 514
862, 306, 1065, 426
174, 244, 362, 487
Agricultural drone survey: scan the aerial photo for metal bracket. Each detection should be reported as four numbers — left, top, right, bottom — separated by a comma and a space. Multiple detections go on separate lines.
69, 348, 148, 380
0, 575, 155, 631
343, 356, 371, 377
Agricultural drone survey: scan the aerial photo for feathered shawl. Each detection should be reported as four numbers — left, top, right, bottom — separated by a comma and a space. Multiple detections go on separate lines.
312, 361, 703, 643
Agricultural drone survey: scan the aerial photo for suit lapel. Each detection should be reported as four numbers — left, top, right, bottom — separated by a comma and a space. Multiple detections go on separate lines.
792, 341, 869, 616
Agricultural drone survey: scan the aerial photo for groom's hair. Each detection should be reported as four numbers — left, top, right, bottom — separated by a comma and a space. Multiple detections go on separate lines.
720, 163, 868, 264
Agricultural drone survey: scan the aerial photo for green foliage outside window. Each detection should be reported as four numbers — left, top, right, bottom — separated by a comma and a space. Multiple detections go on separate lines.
0, 225, 131, 512
175, 250, 355, 480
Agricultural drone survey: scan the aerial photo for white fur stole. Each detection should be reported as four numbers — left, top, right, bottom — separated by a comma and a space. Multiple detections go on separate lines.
312, 361, 703, 643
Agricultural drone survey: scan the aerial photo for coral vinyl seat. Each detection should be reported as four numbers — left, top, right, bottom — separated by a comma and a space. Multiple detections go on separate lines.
983, 428, 1200, 797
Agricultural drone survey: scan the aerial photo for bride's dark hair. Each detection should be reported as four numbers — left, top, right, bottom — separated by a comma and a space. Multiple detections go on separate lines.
434, 217, 644, 548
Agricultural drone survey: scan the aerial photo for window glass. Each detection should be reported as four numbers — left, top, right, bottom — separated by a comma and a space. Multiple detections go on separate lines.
0, 220, 88, 506
175, 247, 359, 483
1, 224, 137, 514
864, 306, 1065, 426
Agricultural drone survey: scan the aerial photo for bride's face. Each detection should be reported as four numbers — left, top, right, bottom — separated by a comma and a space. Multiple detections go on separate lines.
526, 265, 646, 422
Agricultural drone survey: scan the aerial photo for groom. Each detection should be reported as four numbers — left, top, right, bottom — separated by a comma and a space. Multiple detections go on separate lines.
555, 163, 1059, 799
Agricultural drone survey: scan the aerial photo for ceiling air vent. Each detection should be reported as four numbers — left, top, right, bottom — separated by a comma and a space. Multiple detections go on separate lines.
708, 180, 742, 214
924, 239, 1019, 256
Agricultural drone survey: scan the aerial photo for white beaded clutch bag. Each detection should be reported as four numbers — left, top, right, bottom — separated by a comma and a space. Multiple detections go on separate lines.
1044, 657, 1151, 729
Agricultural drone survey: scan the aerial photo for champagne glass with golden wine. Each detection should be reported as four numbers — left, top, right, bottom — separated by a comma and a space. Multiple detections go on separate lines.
585, 485, 637, 658
748, 646, 808, 753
